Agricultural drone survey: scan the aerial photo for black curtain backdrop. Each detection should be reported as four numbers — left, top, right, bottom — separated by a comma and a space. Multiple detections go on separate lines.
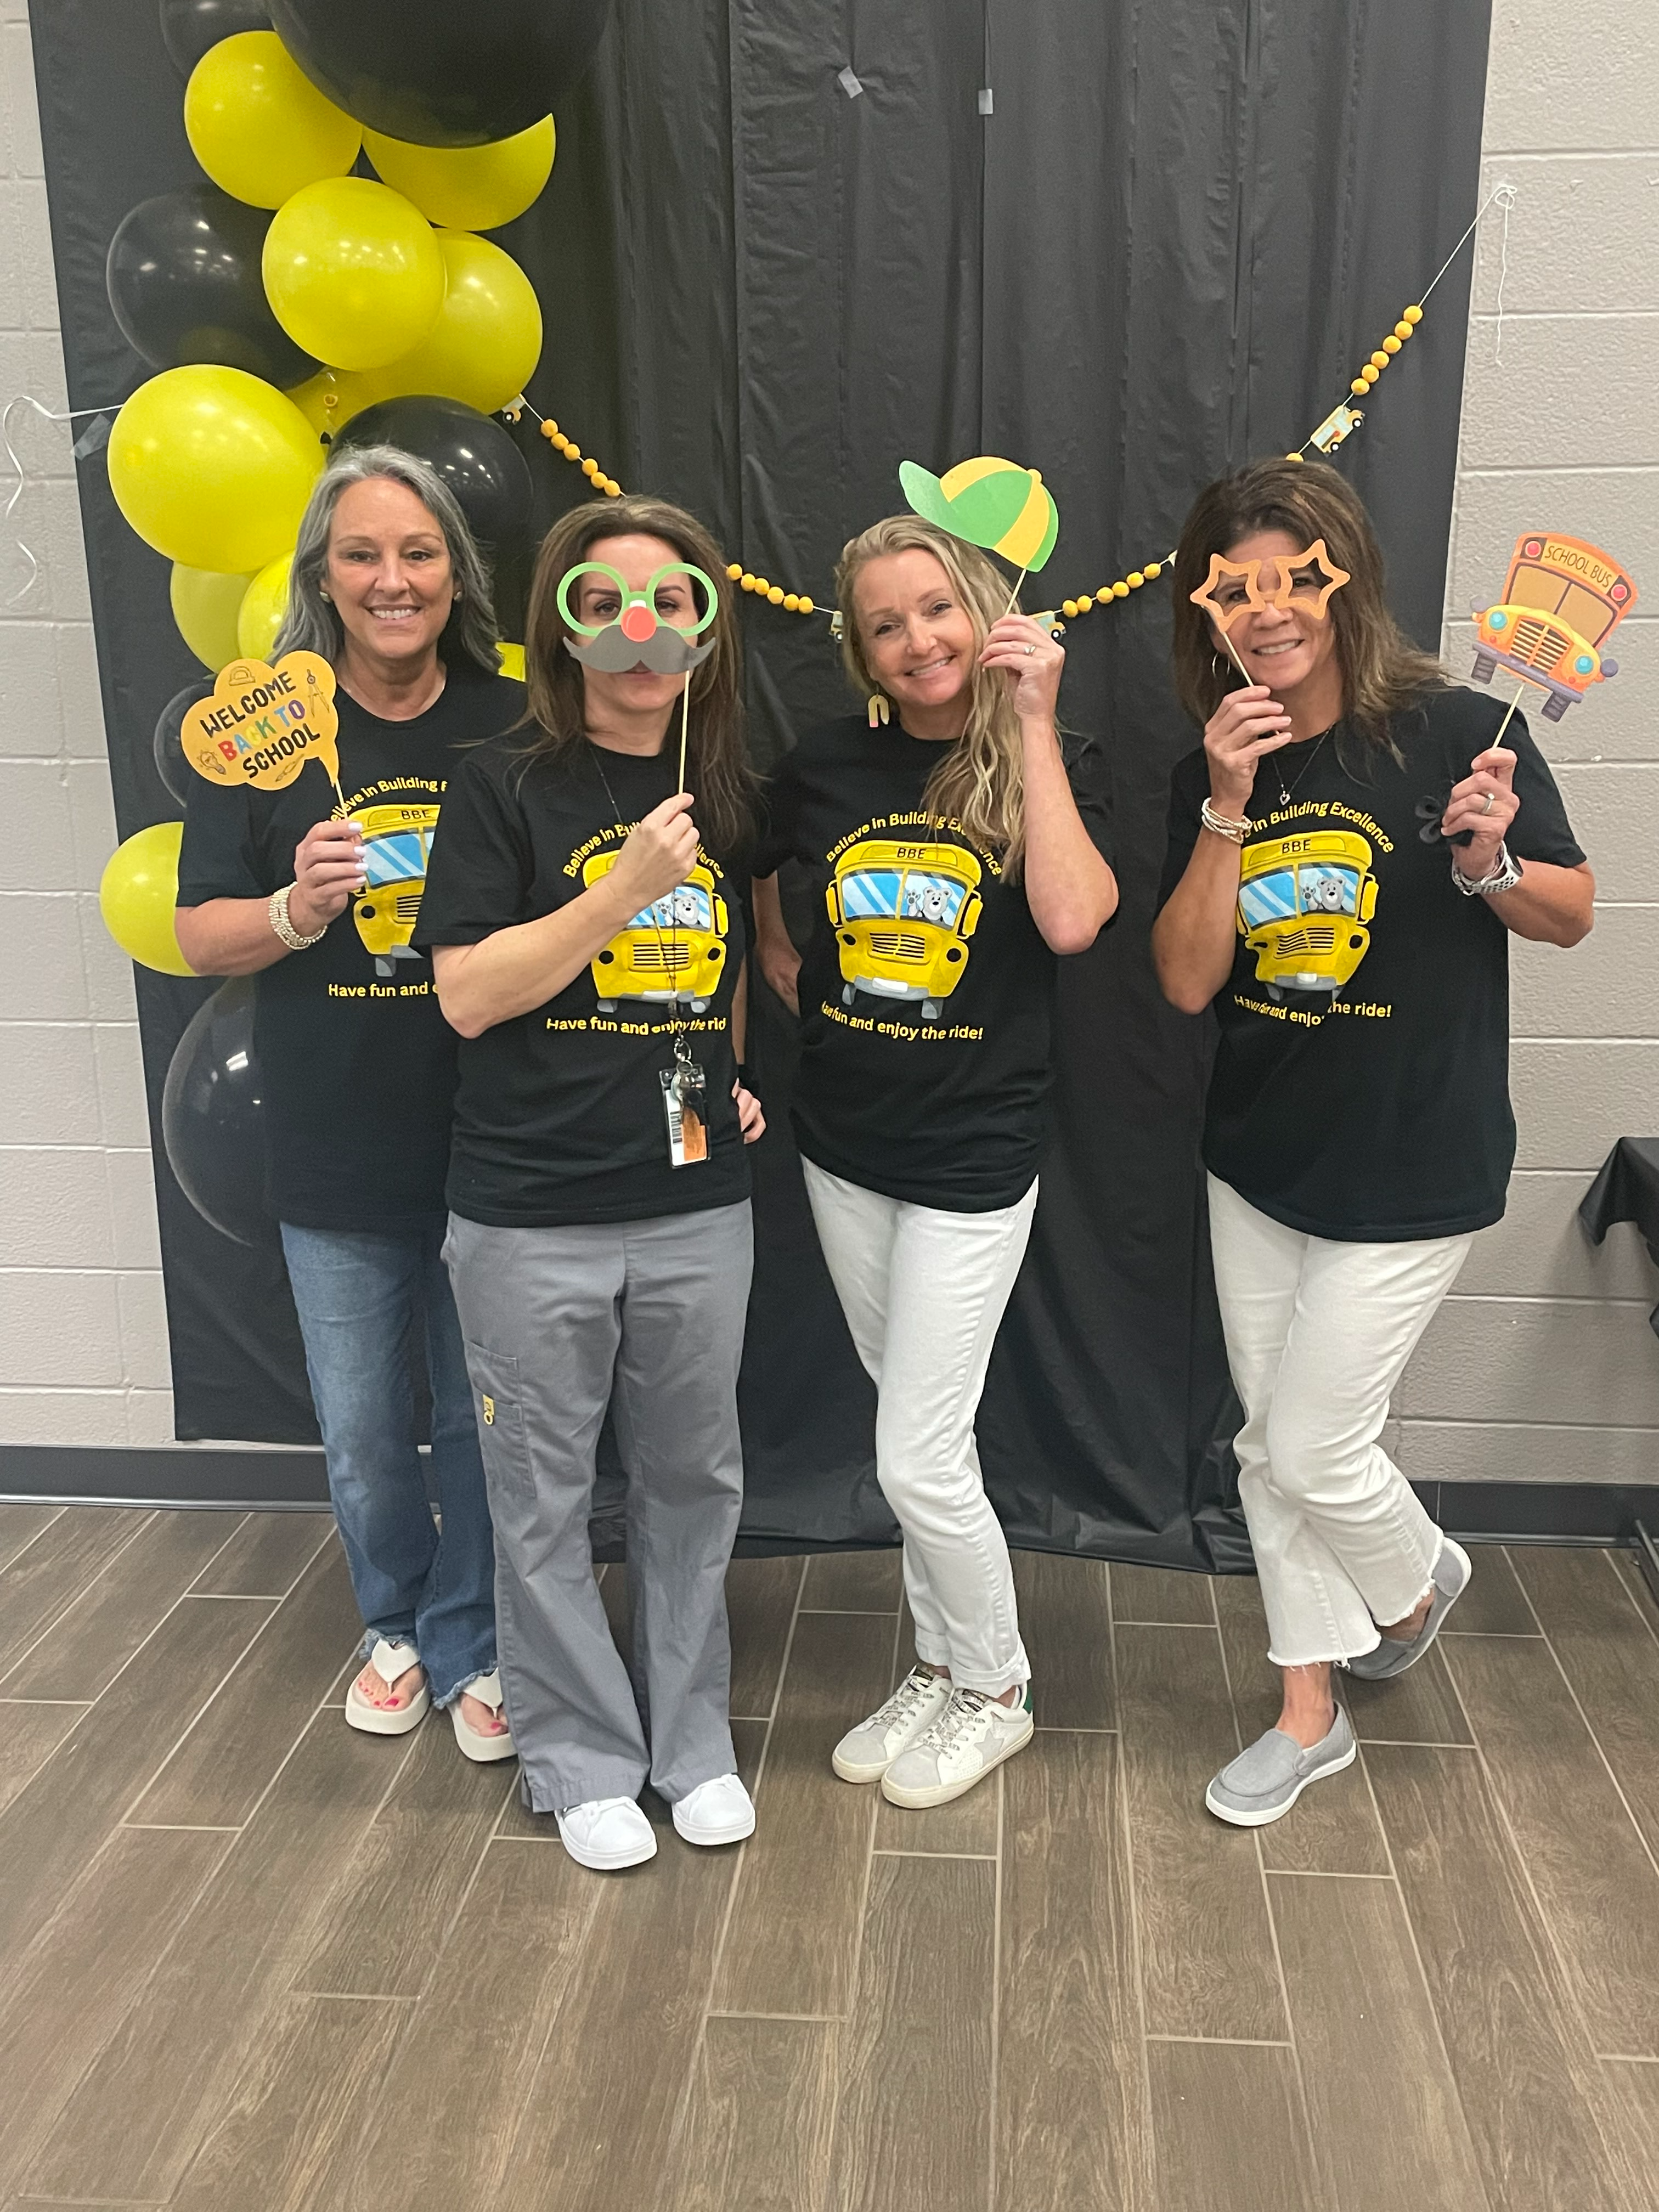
31, 1, 1489, 1564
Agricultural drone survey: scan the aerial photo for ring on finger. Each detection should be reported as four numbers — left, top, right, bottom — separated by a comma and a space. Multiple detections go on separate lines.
1023, 644, 1035, 657
1481, 791, 1494, 815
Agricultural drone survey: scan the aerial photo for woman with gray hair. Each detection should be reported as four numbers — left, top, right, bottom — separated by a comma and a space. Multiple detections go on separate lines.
175, 445, 524, 1762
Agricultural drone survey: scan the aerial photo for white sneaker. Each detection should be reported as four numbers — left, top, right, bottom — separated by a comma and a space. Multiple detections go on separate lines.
881, 1684, 1034, 1808
555, 1796, 657, 1871
832, 1666, 954, 1784
672, 1772, 756, 1847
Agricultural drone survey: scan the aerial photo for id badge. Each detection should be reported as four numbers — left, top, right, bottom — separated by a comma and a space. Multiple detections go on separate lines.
661, 1061, 709, 1167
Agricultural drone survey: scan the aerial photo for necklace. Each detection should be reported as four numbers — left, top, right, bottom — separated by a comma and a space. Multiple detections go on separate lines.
1274, 721, 1340, 807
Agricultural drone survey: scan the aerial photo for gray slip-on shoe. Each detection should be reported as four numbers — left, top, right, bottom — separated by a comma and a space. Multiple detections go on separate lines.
1345, 1538, 1472, 1681
1205, 1708, 1357, 1827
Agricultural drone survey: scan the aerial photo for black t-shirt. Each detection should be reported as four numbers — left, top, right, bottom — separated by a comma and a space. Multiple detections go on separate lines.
1156, 684, 1585, 1241
755, 714, 1114, 1212
176, 659, 526, 1231
413, 735, 751, 1227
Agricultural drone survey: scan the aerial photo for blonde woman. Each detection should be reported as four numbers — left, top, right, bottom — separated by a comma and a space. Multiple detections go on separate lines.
752, 515, 1118, 1809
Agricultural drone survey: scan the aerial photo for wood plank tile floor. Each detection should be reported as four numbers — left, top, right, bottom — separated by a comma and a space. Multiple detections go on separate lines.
1, 1503, 1656, 2210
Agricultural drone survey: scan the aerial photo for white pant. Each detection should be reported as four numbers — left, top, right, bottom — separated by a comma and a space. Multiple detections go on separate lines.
1207, 1175, 1471, 1669
803, 1160, 1036, 1696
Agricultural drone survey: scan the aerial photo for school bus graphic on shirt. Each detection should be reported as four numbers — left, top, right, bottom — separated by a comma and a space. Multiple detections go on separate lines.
827, 838, 983, 1020
580, 850, 730, 1013
1237, 828, 1378, 1001
350, 802, 441, 978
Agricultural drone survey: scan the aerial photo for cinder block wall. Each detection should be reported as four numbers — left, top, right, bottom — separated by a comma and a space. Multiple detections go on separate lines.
1401, 0, 1659, 1483
0, 1, 173, 1447
1, 2, 1653, 1470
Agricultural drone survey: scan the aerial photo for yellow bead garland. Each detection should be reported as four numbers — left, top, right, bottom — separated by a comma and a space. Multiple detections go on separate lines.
1347, 302, 1422, 396
537, 416, 624, 498
527, 306, 1430, 630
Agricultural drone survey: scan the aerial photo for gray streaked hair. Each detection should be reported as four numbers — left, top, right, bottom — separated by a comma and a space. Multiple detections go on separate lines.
273, 443, 503, 674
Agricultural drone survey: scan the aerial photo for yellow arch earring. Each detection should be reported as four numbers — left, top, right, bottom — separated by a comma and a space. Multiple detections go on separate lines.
867, 691, 890, 727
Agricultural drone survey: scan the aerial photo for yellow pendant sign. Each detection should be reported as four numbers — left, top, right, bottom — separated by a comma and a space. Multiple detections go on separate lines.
180, 652, 340, 794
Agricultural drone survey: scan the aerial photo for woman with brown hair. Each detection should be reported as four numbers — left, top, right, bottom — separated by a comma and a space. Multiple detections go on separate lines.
1152, 459, 1592, 1829
752, 513, 1118, 1811
415, 495, 765, 1871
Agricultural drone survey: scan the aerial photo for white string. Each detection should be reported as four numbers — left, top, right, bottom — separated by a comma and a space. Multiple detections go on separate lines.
2, 393, 120, 608
1418, 178, 1516, 308
1491, 181, 1516, 366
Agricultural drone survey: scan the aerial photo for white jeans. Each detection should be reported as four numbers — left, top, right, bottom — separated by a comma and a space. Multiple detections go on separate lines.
803, 1160, 1036, 1696
1207, 1175, 1471, 1669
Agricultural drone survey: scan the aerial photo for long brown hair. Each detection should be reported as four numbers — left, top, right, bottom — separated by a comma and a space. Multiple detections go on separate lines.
1171, 459, 1444, 762
520, 494, 756, 855
836, 515, 1031, 880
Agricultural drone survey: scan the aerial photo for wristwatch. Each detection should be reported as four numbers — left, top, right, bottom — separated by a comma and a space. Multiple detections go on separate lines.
1452, 842, 1522, 897
269, 883, 329, 950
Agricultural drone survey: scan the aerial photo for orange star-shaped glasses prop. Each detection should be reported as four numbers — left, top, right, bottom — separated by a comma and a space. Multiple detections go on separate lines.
1190, 539, 1352, 633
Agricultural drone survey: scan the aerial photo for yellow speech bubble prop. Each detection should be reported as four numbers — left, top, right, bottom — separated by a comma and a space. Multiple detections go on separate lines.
180, 652, 341, 802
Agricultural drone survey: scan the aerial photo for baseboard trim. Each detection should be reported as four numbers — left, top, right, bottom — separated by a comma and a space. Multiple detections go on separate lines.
1413, 1481, 1659, 1545
1, 1448, 1656, 1552
0, 1444, 329, 1510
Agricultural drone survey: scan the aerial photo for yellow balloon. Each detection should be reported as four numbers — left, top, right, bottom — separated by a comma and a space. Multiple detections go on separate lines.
496, 640, 525, 680
373, 231, 541, 415
363, 116, 555, 232
109, 366, 321, 572
285, 367, 383, 437
171, 563, 256, 670
99, 822, 194, 977
263, 178, 447, 371
238, 551, 294, 659
183, 31, 359, 211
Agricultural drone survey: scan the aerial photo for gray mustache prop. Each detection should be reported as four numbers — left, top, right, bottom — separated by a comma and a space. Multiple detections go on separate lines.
564, 625, 717, 673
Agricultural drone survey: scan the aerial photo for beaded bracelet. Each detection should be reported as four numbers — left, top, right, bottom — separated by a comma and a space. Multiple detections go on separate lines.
1200, 798, 1252, 845
269, 883, 327, 951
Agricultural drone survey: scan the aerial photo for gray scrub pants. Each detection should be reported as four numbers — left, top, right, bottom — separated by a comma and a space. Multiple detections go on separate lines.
444, 1202, 752, 1812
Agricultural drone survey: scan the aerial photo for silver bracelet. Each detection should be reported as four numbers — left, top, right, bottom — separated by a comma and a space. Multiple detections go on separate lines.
1451, 842, 1522, 897
1199, 797, 1252, 845
269, 883, 328, 950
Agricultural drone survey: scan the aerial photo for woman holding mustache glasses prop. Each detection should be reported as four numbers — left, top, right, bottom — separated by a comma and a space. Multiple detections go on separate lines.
416, 498, 765, 1874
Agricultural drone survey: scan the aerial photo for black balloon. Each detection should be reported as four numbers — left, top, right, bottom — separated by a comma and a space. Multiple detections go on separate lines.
334, 395, 533, 551
267, 0, 610, 146
162, 979, 274, 1248
159, 0, 273, 76
108, 185, 319, 385
154, 679, 215, 809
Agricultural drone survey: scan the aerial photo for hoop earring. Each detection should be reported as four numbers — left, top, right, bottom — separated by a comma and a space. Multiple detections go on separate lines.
867, 691, 890, 728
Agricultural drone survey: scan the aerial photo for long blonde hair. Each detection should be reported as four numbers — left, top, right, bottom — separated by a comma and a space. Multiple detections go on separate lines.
836, 515, 1029, 879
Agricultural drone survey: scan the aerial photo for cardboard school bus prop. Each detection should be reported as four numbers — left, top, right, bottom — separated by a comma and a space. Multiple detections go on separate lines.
581, 851, 729, 1012
827, 838, 983, 1020
1471, 533, 1637, 721
1236, 828, 1378, 1001
351, 803, 441, 978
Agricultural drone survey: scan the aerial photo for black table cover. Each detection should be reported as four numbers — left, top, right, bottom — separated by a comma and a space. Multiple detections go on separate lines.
1579, 1138, 1659, 1338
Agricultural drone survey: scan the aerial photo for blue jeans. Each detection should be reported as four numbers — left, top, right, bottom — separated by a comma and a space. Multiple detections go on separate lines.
280, 1216, 498, 1707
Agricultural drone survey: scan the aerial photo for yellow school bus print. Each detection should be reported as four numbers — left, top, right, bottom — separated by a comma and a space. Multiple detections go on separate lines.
351, 802, 441, 978
1237, 829, 1378, 1002
827, 838, 983, 1020
1471, 533, 1637, 722
581, 850, 729, 1013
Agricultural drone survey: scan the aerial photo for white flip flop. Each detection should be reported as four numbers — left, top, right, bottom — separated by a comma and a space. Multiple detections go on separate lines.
345, 1637, 429, 1736
450, 1668, 516, 1763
